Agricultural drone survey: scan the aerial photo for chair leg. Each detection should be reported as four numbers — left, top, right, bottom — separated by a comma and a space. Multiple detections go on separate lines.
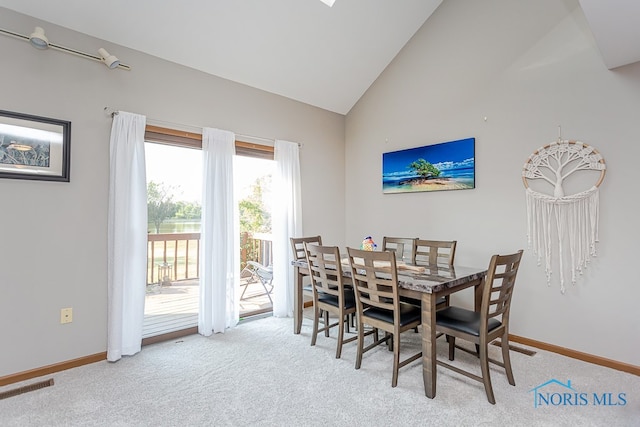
257, 278, 273, 304
479, 341, 496, 405
501, 333, 516, 386
240, 283, 249, 300
324, 311, 330, 337
448, 336, 456, 361
392, 333, 400, 387
311, 304, 320, 347
355, 321, 365, 370
336, 314, 346, 359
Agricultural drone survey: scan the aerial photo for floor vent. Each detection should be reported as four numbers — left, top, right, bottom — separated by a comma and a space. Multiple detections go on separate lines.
0, 378, 54, 400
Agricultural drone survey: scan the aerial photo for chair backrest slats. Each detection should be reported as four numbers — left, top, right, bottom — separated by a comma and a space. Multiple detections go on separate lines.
382, 237, 418, 262
290, 236, 323, 261
481, 250, 523, 328
304, 243, 343, 300
413, 239, 457, 265
347, 248, 400, 316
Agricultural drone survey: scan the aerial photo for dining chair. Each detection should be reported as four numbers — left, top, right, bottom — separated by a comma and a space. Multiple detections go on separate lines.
291, 236, 323, 265
381, 237, 418, 263
435, 249, 524, 404
347, 247, 422, 388
412, 239, 457, 308
290, 236, 323, 332
290, 236, 323, 297
304, 243, 360, 358
413, 239, 457, 266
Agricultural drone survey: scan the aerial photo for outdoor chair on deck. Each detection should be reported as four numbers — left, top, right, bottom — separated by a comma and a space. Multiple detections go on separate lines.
435, 250, 523, 404
240, 261, 274, 304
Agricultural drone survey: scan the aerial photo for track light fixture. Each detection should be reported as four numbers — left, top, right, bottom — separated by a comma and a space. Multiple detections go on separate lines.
98, 48, 120, 69
29, 26, 49, 49
0, 26, 131, 71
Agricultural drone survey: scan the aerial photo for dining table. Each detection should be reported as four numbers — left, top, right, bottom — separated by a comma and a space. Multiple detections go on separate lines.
291, 257, 487, 399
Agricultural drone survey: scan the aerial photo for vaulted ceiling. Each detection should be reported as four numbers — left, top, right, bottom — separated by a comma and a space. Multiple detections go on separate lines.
578, 0, 640, 69
0, 0, 637, 115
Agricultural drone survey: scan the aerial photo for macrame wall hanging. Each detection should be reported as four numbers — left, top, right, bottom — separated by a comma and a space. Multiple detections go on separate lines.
522, 137, 606, 293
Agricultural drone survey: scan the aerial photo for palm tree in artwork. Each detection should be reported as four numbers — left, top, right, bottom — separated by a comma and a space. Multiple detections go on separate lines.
409, 158, 441, 179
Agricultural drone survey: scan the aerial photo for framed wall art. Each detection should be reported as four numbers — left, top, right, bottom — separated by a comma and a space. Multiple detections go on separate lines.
382, 137, 475, 194
0, 110, 71, 182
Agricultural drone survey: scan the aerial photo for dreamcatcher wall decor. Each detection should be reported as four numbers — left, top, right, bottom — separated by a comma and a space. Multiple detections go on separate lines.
522, 137, 606, 293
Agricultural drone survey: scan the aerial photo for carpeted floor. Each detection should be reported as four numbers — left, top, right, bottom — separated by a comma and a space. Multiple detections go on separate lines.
1, 316, 638, 426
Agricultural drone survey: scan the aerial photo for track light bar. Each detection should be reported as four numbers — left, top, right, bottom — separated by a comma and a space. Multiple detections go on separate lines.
0, 26, 131, 71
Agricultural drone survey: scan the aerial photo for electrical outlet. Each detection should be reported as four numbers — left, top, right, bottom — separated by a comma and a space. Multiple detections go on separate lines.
60, 308, 73, 324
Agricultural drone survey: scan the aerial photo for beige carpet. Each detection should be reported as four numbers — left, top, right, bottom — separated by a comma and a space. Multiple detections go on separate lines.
1, 316, 638, 426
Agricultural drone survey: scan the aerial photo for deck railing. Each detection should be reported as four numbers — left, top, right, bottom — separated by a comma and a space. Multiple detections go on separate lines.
147, 232, 272, 285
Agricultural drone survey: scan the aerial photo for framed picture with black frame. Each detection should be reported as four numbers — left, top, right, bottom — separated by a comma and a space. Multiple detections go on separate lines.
0, 109, 71, 182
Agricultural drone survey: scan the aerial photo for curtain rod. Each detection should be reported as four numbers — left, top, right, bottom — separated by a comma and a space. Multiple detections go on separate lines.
104, 106, 301, 146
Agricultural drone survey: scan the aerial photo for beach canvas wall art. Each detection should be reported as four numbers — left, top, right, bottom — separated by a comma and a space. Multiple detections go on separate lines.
382, 137, 475, 194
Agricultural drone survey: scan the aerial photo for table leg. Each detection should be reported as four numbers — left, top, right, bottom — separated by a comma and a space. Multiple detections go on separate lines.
421, 293, 437, 398
294, 266, 303, 334
474, 277, 484, 312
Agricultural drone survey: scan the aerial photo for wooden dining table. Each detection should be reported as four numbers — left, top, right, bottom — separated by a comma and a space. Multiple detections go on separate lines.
291, 258, 487, 399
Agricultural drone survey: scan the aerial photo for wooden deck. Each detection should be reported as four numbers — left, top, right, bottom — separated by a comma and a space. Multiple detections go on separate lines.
143, 278, 273, 338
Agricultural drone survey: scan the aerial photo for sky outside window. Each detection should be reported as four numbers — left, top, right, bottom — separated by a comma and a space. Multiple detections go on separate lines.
145, 142, 274, 202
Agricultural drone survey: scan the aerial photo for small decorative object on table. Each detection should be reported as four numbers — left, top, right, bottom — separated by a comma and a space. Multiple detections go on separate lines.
361, 236, 377, 251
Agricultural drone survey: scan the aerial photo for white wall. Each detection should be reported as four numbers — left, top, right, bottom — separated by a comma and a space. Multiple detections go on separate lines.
345, 0, 640, 366
0, 8, 345, 377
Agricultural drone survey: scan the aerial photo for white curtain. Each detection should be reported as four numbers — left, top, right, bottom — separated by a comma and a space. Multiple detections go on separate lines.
107, 112, 147, 362
272, 140, 302, 317
199, 127, 240, 335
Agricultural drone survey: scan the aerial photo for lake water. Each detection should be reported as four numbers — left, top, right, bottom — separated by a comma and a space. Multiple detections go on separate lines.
149, 220, 201, 234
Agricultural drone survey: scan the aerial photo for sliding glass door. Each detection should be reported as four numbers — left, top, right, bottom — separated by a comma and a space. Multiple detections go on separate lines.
143, 142, 202, 340
236, 155, 275, 318
141, 136, 276, 341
